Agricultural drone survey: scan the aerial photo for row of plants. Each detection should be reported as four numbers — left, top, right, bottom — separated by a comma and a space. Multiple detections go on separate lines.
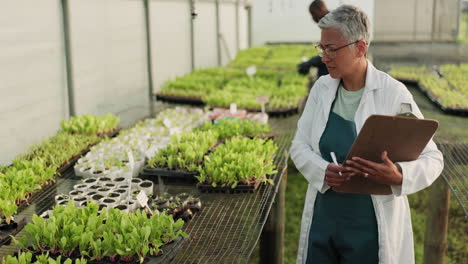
157, 45, 311, 112
147, 130, 219, 173
389, 65, 468, 110
13, 202, 187, 263
197, 137, 278, 190
228, 45, 318, 70
0, 160, 56, 226
438, 64, 468, 108
196, 118, 270, 140
144, 117, 278, 192
60, 114, 120, 135
74, 107, 208, 180
3, 252, 87, 264
14, 132, 99, 171
1, 131, 100, 228
146, 118, 274, 175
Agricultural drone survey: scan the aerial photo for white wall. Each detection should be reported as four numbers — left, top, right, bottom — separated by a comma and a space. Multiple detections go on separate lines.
239, 3, 250, 49
151, 0, 192, 91
252, 0, 375, 45
0, 0, 249, 165
220, 1, 238, 65
0, 0, 67, 165
194, 1, 218, 69
69, 0, 149, 115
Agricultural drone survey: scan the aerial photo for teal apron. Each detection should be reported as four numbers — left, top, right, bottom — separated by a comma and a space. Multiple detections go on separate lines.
306, 87, 379, 264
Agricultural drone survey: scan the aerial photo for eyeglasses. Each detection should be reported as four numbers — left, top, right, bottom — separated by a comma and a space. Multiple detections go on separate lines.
315, 41, 360, 59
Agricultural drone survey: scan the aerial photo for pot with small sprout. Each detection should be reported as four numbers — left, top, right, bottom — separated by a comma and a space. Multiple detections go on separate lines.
138, 180, 154, 197
131, 178, 142, 188
54, 194, 70, 203
114, 204, 129, 213
74, 183, 89, 193
72, 196, 87, 206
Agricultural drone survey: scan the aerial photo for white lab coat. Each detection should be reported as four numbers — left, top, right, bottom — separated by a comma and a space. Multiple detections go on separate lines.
290, 61, 444, 264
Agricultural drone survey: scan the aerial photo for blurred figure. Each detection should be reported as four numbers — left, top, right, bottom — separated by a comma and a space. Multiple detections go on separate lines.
297, 0, 329, 78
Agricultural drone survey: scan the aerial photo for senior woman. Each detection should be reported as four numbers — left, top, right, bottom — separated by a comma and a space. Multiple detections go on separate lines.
290, 5, 443, 264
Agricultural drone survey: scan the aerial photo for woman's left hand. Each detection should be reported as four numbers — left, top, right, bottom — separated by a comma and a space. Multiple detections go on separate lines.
344, 151, 403, 186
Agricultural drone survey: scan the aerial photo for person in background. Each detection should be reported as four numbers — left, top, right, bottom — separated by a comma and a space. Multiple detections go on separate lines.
290, 4, 443, 264
297, 0, 329, 78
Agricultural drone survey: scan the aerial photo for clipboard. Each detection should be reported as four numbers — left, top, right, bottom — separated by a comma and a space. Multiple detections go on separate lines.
333, 114, 439, 195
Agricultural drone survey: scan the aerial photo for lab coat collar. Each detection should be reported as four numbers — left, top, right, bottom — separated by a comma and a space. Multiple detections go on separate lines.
322, 59, 381, 96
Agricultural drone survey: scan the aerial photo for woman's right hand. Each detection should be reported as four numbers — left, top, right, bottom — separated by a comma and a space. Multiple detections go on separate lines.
325, 163, 348, 187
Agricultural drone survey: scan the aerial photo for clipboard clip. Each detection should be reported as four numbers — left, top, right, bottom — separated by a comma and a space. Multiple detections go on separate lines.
396, 103, 417, 118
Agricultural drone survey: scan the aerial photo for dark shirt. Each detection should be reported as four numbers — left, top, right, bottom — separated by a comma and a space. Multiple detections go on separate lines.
308, 55, 328, 78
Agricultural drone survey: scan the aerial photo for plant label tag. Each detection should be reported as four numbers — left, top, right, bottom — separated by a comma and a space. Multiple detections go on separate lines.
301, 56, 308, 62
230, 103, 237, 114
256, 95, 269, 104
127, 151, 135, 168
246, 65, 257, 77
137, 191, 149, 207
256, 95, 269, 113
163, 118, 172, 128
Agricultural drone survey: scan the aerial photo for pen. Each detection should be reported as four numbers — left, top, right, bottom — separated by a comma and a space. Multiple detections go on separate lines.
330, 152, 343, 176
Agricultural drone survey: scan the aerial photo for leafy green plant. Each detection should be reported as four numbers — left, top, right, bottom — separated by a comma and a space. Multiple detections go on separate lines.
198, 137, 278, 188
15, 202, 187, 263
1, 252, 87, 264
147, 130, 219, 172
15, 131, 98, 170
61, 114, 120, 135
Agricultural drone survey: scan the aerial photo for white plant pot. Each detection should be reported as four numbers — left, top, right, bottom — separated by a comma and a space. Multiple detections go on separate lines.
104, 183, 116, 190
55, 194, 70, 203
112, 177, 127, 185
81, 167, 94, 178
74, 164, 84, 177
88, 184, 102, 193
57, 200, 69, 207
79, 200, 89, 208
114, 188, 128, 200
72, 196, 87, 207
97, 187, 112, 196
91, 194, 106, 204
84, 191, 98, 199
138, 181, 154, 197
101, 198, 117, 208
91, 169, 105, 178
122, 199, 137, 212
69, 190, 84, 198
74, 183, 89, 193
107, 192, 122, 203
113, 204, 129, 213
82, 178, 98, 185
97, 176, 112, 183
131, 178, 143, 189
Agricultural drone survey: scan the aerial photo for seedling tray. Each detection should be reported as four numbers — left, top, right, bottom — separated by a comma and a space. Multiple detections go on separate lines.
396, 77, 419, 86
141, 167, 199, 183
155, 93, 205, 106
0, 218, 26, 247
197, 180, 261, 194
417, 83, 468, 117
17, 236, 185, 264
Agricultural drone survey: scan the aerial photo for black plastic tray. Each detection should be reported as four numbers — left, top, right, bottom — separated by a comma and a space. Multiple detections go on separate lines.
141, 167, 199, 183
155, 93, 205, 106
197, 180, 260, 194
0, 218, 26, 247
418, 83, 468, 117
15, 236, 185, 264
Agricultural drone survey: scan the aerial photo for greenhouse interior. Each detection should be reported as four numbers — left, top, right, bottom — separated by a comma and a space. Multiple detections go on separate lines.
0, 0, 467, 263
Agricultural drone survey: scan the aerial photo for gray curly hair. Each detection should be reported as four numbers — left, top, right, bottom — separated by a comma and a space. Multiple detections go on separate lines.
318, 4, 372, 46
